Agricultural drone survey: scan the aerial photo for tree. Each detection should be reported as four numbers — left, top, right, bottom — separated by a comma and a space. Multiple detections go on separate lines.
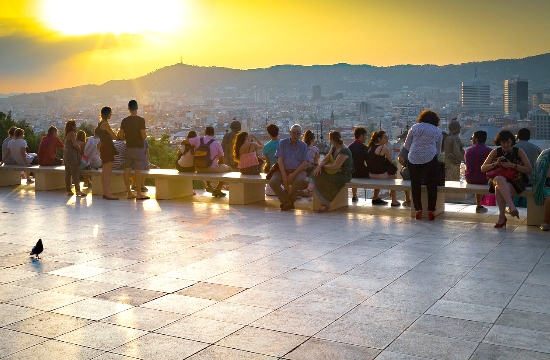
147, 134, 176, 169
79, 122, 95, 137
0, 111, 42, 153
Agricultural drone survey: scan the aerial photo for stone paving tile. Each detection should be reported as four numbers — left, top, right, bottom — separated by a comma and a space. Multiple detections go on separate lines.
516, 283, 550, 299
470, 343, 550, 360
0, 328, 47, 358
2, 339, 104, 360
9, 289, 86, 311
94, 286, 166, 306
507, 294, 550, 314
386, 331, 479, 360
48, 264, 111, 279
496, 309, 550, 333
6, 312, 92, 338
192, 301, 273, 325
53, 298, 132, 320
155, 315, 244, 343
102, 307, 184, 331
483, 324, 550, 354
0, 284, 41, 302
223, 288, 297, 309
52, 279, 122, 297
0, 303, 43, 326
10, 273, 77, 291
186, 345, 278, 359
374, 351, 431, 359
177, 282, 246, 300
216, 326, 308, 358
127, 274, 196, 293
406, 314, 491, 342
110, 332, 209, 360
284, 337, 380, 360
426, 299, 503, 323
441, 287, 514, 308
139, 294, 216, 315
55, 322, 147, 351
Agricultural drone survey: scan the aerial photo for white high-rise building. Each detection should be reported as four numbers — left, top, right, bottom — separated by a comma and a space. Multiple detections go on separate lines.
461, 81, 490, 107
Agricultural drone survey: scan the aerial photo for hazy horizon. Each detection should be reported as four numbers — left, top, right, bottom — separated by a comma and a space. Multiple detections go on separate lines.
2, 0, 550, 94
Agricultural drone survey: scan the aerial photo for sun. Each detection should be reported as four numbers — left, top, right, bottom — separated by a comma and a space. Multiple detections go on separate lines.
40, 0, 184, 35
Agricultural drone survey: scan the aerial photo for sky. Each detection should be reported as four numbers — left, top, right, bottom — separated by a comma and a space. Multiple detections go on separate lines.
1, 0, 549, 94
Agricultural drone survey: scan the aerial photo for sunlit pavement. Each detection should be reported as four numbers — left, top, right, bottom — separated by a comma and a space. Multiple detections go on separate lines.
1, 183, 550, 360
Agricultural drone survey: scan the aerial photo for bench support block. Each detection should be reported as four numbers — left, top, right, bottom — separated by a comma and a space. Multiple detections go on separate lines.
312, 187, 349, 211
34, 172, 66, 191
229, 183, 266, 205
409, 190, 445, 219
526, 193, 544, 226
90, 174, 127, 196
155, 178, 194, 200
0, 171, 22, 187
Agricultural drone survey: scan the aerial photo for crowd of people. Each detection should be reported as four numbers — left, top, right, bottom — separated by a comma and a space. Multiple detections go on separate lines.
4, 103, 550, 230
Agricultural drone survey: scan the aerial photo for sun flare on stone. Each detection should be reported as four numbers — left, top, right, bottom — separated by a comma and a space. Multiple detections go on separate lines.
41, 0, 184, 35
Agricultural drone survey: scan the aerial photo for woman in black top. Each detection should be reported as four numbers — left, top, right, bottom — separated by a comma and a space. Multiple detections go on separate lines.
366, 130, 400, 206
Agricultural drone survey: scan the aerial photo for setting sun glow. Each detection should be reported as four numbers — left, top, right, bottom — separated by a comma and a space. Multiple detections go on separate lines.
41, 0, 184, 35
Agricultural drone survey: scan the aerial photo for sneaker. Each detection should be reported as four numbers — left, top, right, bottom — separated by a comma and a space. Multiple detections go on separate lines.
205, 186, 215, 193
372, 198, 388, 205
141, 186, 148, 192
540, 223, 550, 231
352, 196, 358, 203
402, 201, 411, 207
476, 205, 488, 213
212, 190, 226, 198
26, 179, 34, 184
390, 202, 401, 207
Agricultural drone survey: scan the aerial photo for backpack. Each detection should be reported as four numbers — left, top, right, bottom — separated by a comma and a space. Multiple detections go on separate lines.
193, 137, 216, 168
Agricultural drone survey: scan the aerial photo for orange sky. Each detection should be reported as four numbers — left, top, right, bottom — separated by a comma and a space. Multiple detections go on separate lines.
1, 0, 549, 94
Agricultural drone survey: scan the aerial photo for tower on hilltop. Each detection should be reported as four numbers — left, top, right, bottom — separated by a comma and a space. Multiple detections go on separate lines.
504, 77, 528, 119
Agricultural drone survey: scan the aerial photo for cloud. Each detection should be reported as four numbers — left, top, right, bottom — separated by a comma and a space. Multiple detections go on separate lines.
0, 18, 141, 77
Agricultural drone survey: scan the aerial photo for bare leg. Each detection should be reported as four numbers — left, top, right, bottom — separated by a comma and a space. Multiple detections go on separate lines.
102, 162, 114, 198
391, 190, 397, 203
404, 190, 411, 202
494, 176, 517, 212
352, 188, 358, 197
123, 168, 134, 198
475, 194, 483, 207
495, 187, 507, 223
215, 181, 225, 192
372, 189, 380, 200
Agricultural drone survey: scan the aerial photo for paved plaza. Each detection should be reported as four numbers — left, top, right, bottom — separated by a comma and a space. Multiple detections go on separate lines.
1, 183, 550, 359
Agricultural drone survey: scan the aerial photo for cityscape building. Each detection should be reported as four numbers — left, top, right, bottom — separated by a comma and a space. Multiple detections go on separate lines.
504, 77, 529, 119
312, 85, 321, 100
529, 108, 550, 140
461, 81, 490, 107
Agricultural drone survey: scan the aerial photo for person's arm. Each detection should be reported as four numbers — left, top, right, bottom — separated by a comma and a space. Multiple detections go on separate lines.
141, 129, 147, 140
380, 145, 392, 162
67, 132, 79, 149
250, 134, 263, 148
1, 148, 11, 164
480, 149, 498, 173
100, 122, 117, 140
516, 148, 532, 174
313, 150, 320, 165
56, 137, 65, 149
20, 146, 31, 166
312, 149, 333, 176
323, 153, 349, 171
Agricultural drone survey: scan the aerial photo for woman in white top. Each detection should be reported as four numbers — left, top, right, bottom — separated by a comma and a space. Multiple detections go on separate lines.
403, 110, 443, 220
176, 131, 197, 172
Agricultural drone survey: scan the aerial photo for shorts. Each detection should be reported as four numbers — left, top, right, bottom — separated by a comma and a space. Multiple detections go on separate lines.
195, 164, 232, 173
100, 142, 115, 164
124, 147, 149, 170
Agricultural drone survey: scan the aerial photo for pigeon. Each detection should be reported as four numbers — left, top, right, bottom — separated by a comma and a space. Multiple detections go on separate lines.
30, 239, 43, 259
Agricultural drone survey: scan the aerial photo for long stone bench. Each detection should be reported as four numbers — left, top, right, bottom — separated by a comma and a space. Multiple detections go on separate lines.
0, 165, 542, 225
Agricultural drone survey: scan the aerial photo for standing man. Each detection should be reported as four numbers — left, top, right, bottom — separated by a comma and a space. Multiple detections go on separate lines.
464, 130, 492, 213
38, 126, 64, 166
221, 118, 241, 170
269, 124, 309, 211
348, 126, 369, 203
119, 100, 149, 200
181, 126, 230, 197
514, 128, 541, 185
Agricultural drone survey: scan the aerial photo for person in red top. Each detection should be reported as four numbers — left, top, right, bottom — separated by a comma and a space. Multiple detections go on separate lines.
38, 126, 64, 166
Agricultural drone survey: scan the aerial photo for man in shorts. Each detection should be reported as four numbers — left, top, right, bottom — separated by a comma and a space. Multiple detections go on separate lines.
119, 100, 149, 200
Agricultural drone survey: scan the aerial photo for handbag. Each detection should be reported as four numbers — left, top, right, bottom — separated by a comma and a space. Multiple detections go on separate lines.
486, 166, 516, 180
265, 163, 279, 180
385, 159, 398, 176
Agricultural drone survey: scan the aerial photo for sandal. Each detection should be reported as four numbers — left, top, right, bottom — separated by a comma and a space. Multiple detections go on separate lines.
316, 204, 330, 213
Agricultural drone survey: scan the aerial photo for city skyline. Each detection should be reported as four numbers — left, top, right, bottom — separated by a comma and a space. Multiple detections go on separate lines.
1, 0, 550, 94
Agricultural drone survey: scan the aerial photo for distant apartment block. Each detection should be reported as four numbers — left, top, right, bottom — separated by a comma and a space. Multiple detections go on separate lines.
504, 77, 528, 119
532, 93, 543, 109
254, 90, 270, 103
461, 81, 490, 106
312, 85, 322, 100
530, 108, 550, 140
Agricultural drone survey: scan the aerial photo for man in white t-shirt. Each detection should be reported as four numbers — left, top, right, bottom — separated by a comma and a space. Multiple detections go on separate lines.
181, 126, 230, 197
1, 128, 36, 184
